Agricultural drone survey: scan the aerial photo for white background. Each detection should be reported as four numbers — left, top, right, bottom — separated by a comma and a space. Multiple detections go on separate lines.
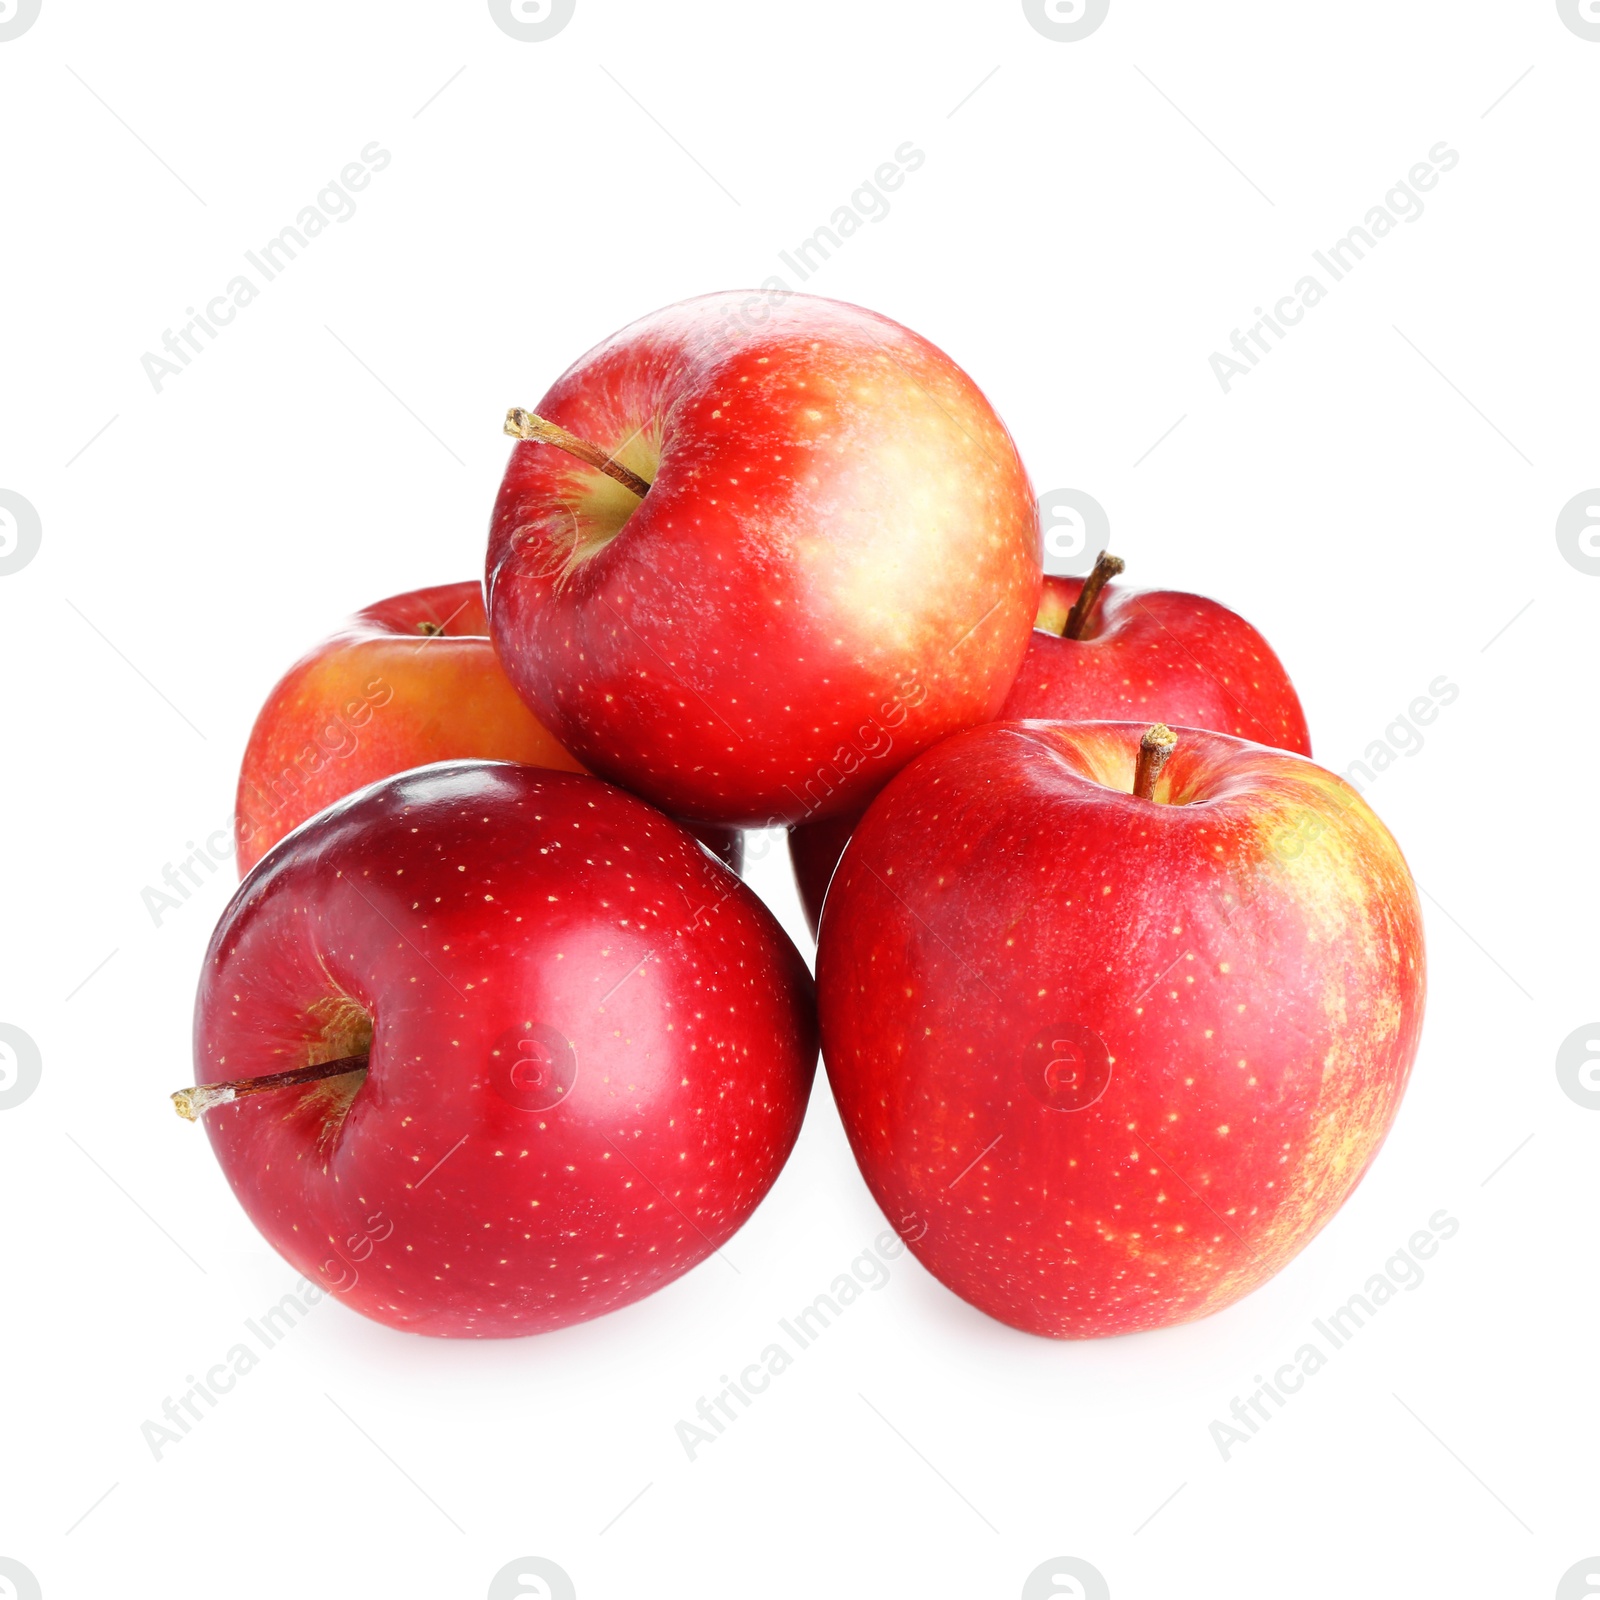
2, 2, 1596, 1596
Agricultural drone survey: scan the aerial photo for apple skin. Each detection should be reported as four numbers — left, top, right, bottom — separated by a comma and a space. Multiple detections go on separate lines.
195, 761, 817, 1339
486, 291, 1041, 827
1008, 574, 1310, 750
815, 721, 1424, 1339
233, 581, 742, 877
788, 572, 1311, 935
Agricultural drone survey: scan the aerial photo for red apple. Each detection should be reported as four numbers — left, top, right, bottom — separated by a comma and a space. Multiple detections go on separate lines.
1006, 560, 1310, 747
815, 720, 1424, 1339
788, 556, 1311, 934
183, 761, 817, 1338
486, 290, 1041, 827
233, 580, 742, 876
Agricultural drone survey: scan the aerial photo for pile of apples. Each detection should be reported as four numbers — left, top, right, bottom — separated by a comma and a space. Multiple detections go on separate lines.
177, 292, 1425, 1342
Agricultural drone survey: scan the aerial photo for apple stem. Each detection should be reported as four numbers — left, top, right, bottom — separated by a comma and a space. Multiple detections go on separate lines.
170, 1053, 368, 1122
1133, 724, 1178, 801
1061, 551, 1126, 640
503, 408, 652, 500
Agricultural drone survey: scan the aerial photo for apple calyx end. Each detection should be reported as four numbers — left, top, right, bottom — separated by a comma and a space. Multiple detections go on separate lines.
1133, 724, 1178, 801
1061, 551, 1125, 641
503, 408, 652, 501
